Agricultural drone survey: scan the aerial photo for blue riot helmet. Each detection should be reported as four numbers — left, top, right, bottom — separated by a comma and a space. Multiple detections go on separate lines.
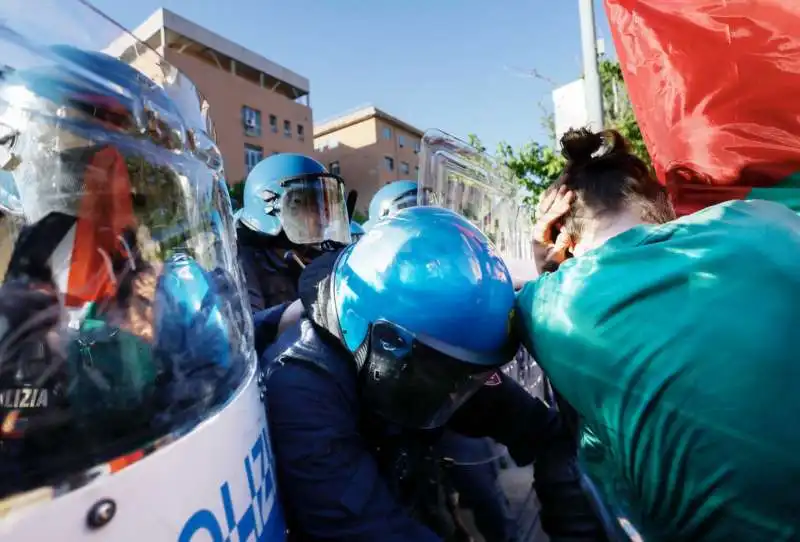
349, 221, 365, 243
363, 180, 436, 232
239, 153, 351, 245
154, 253, 231, 371
0, 38, 258, 508
322, 206, 518, 429
365, 180, 419, 230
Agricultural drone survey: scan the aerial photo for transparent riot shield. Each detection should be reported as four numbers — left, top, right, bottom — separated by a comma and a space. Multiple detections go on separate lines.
0, 3, 286, 540
418, 129, 545, 398
419, 130, 549, 542
418, 129, 534, 264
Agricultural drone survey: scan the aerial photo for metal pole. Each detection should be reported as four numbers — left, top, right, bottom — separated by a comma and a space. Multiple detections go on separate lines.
579, 0, 605, 130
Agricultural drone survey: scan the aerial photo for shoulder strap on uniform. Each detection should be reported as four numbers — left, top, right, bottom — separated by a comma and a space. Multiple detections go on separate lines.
269, 319, 359, 385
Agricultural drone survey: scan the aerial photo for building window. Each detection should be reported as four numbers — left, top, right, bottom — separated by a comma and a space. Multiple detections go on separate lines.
297, 124, 305, 141
400, 161, 410, 175
329, 161, 341, 175
283, 120, 292, 138
415, 165, 420, 174
414, 141, 421, 154
384, 156, 395, 171
245, 144, 264, 173
269, 114, 278, 133
242, 106, 261, 137
398, 135, 405, 148
382, 126, 392, 140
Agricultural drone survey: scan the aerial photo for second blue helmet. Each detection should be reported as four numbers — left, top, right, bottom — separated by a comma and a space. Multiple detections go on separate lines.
239, 153, 351, 245
363, 180, 421, 232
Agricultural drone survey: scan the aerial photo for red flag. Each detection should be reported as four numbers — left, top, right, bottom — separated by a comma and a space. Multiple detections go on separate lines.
66, 146, 136, 307
604, 0, 800, 216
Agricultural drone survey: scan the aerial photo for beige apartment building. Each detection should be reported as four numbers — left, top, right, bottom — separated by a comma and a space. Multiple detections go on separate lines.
314, 106, 424, 216
107, 8, 313, 183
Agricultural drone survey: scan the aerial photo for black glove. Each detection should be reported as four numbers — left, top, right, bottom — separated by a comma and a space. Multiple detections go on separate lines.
448, 371, 561, 466
533, 435, 612, 541
448, 374, 611, 541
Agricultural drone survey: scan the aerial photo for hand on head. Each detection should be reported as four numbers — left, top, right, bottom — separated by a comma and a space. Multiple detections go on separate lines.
533, 185, 574, 274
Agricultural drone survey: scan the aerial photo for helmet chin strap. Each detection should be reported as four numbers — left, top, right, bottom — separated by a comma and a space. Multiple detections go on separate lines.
284, 240, 344, 273
283, 250, 306, 270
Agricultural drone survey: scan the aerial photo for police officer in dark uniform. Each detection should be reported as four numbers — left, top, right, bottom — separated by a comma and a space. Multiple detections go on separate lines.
236, 153, 352, 354
236, 153, 351, 312
264, 206, 607, 541
363, 179, 518, 541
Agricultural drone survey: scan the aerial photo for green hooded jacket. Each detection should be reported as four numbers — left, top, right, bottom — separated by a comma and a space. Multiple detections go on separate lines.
516, 200, 800, 542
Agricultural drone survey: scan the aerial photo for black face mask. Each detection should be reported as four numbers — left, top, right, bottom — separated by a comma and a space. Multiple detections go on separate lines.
359, 320, 499, 430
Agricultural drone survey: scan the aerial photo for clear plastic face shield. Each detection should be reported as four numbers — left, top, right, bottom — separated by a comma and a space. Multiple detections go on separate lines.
275, 173, 351, 245
417, 130, 543, 469
0, 1, 254, 505
375, 187, 435, 222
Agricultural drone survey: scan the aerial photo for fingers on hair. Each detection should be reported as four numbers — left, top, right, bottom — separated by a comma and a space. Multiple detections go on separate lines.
553, 128, 675, 225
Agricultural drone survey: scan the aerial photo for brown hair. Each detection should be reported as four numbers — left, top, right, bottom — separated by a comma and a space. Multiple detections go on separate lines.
549, 128, 675, 239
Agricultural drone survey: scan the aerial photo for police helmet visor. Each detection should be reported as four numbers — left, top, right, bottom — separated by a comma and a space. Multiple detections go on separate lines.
375, 187, 436, 221
380, 190, 417, 218
361, 320, 502, 430
277, 173, 351, 245
0, 4, 254, 503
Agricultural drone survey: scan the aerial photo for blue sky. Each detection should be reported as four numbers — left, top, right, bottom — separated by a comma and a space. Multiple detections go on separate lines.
89, 0, 612, 151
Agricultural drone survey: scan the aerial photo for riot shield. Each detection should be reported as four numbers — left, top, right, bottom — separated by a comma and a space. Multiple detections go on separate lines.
419, 130, 549, 542
0, 2, 286, 540
417, 129, 534, 264
418, 129, 546, 399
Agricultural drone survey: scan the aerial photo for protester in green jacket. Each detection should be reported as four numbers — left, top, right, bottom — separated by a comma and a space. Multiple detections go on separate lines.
515, 128, 800, 542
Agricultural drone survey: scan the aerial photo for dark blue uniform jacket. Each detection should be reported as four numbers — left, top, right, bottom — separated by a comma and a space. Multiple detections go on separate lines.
263, 319, 564, 541
237, 225, 301, 312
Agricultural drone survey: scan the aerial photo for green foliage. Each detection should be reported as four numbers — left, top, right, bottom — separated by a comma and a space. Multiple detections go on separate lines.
466, 134, 486, 153
471, 58, 651, 214
496, 141, 566, 211
351, 209, 368, 224
228, 180, 245, 211
598, 59, 650, 166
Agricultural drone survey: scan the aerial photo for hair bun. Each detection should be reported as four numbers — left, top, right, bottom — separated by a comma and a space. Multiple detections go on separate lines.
560, 128, 604, 165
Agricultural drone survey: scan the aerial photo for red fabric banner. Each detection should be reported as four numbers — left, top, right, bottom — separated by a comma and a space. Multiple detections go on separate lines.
604, 0, 800, 215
